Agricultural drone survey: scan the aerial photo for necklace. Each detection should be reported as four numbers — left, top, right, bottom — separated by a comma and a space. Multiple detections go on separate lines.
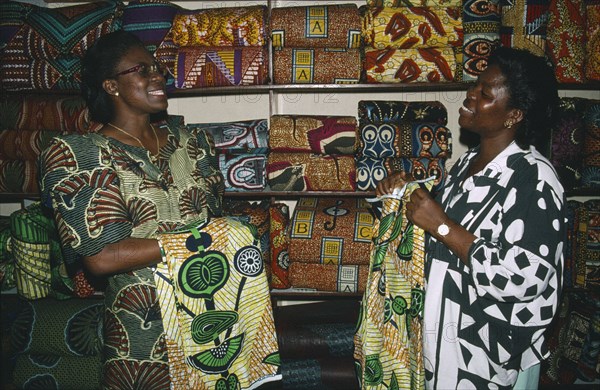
108, 122, 160, 159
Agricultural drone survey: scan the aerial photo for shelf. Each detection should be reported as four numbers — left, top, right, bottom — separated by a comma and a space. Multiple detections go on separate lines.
271, 288, 362, 300
225, 190, 375, 199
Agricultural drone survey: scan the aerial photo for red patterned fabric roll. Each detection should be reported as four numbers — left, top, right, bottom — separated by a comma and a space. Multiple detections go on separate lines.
272, 47, 362, 84
0, 129, 60, 160
288, 262, 369, 293
271, 4, 362, 48
267, 152, 357, 191
269, 115, 358, 155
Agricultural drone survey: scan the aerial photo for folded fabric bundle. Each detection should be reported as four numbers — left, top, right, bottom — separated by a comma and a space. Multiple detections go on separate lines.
362, 6, 463, 50
288, 262, 369, 293
358, 121, 452, 159
461, 0, 501, 82
546, 0, 586, 83
289, 198, 374, 266
364, 47, 458, 83
223, 200, 270, 267
121, 0, 182, 53
271, 4, 362, 48
218, 152, 267, 192
272, 47, 362, 84
269, 203, 291, 289
267, 152, 357, 191
356, 155, 447, 192
581, 100, 600, 188
0, 0, 122, 91
367, 0, 464, 6
277, 322, 356, 359
269, 115, 358, 155
187, 119, 268, 154
0, 129, 59, 160
0, 159, 38, 194
12, 353, 102, 390
585, 0, 600, 81
170, 45, 268, 89
280, 357, 359, 390
573, 200, 600, 288
500, 0, 550, 57
564, 200, 583, 288
358, 100, 448, 126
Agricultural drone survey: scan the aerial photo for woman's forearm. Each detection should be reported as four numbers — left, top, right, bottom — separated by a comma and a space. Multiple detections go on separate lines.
82, 237, 162, 276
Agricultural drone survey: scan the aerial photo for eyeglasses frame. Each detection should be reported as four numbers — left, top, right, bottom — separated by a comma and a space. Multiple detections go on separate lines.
111, 61, 167, 79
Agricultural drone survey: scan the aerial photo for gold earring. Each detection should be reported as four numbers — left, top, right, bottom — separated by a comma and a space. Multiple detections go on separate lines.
504, 119, 513, 128
114, 92, 119, 97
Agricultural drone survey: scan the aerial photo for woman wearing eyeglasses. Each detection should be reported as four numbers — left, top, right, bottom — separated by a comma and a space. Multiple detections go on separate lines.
39, 30, 224, 388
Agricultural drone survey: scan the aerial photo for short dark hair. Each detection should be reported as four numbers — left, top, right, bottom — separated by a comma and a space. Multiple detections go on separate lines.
81, 30, 148, 124
487, 46, 559, 152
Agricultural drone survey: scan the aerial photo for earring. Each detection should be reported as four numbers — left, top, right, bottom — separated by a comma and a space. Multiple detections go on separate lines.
504, 119, 513, 128
114, 92, 119, 97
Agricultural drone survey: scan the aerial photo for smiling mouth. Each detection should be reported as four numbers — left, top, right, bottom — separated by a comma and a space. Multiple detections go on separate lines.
460, 105, 473, 114
149, 90, 165, 96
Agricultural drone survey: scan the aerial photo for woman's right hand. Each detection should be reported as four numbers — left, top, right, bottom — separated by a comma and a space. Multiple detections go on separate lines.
375, 171, 414, 197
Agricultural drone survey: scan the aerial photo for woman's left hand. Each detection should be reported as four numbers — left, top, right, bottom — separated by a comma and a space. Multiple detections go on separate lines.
406, 188, 448, 236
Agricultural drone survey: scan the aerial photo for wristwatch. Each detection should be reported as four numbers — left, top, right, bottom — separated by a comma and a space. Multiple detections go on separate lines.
437, 222, 450, 237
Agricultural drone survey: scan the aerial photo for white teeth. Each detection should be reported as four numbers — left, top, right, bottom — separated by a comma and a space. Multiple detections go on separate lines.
149, 90, 164, 96
461, 105, 473, 114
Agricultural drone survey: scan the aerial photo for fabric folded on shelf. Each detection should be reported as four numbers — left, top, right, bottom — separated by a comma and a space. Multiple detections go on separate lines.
0, 159, 38, 194
461, 0, 501, 82
358, 100, 448, 126
288, 198, 374, 266
187, 119, 269, 154
546, 0, 586, 83
269, 115, 358, 155
269, 203, 291, 289
280, 357, 359, 390
364, 47, 458, 83
122, 0, 181, 53
277, 322, 355, 359
358, 121, 452, 159
366, 0, 463, 6
218, 152, 267, 192
362, 6, 463, 50
271, 4, 361, 48
223, 200, 270, 267
272, 47, 362, 84
356, 155, 447, 192
581, 100, 600, 188
0, 129, 59, 160
267, 152, 357, 191
585, 0, 600, 81
500, 0, 549, 57
288, 262, 369, 293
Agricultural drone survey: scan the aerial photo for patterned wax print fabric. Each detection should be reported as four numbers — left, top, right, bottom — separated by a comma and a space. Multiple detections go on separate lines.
575, 204, 590, 287
461, 0, 501, 82
155, 217, 281, 389
288, 262, 370, 293
122, 0, 182, 53
580, 200, 600, 288
218, 152, 267, 192
0, 129, 59, 160
499, 0, 550, 57
358, 100, 448, 126
356, 155, 447, 192
585, 0, 600, 81
0, 159, 38, 194
549, 97, 589, 191
366, 0, 464, 6
0, 0, 122, 91
272, 47, 362, 85
288, 198, 375, 265
269, 203, 291, 289
581, 100, 600, 188
267, 152, 357, 191
364, 47, 458, 83
358, 121, 452, 159
270, 4, 362, 48
169, 5, 268, 47
563, 200, 583, 288
269, 115, 358, 155
0, 0, 31, 51
187, 119, 268, 154
423, 142, 565, 388
362, 6, 463, 50
38, 120, 224, 389
223, 200, 270, 269
354, 178, 435, 390
170, 46, 268, 89
546, 0, 586, 83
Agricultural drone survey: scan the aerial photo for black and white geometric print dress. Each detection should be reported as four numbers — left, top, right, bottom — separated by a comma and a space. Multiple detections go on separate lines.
423, 142, 566, 389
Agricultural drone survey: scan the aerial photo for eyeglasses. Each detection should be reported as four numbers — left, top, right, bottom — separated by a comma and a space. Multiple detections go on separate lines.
112, 62, 168, 78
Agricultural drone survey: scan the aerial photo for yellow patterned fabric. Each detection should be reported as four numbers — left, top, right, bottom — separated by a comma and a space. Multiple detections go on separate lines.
585, 1, 600, 81
365, 47, 457, 83
155, 217, 281, 389
354, 178, 434, 390
363, 7, 463, 49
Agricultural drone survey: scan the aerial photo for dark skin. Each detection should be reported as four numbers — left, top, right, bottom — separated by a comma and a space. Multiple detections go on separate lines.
83, 45, 169, 276
375, 64, 524, 265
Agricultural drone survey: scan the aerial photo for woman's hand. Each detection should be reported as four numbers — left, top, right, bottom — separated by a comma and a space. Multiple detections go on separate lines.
406, 188, 446, 234
375, 171, 414, 197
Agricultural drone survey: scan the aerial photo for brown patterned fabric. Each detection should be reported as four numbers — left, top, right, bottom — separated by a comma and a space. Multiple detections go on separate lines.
367, 0, 464, 6
223, 199, 270, 267
272, 47, 362, 84
269, 115, 358, 155
269, 203, 291, 289
500, 0, 550, 57
266, 152, 357, 191
289, 198, 375, 266
0, 129, 59, 160
271, 4, 362, 48
288, 262, 369, 293
585, 0, 600, 81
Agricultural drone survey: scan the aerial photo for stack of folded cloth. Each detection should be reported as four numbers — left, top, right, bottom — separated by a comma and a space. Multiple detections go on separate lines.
267, 115, 359, 192
275, 300, 361, 390
187, 119, 269, 192
9, 298, 104, 390
271, 4, 363, 84
155, 4, 269, 89
286, 197, 375, 294
362, 0, 464, 83
355, 100, 452, 193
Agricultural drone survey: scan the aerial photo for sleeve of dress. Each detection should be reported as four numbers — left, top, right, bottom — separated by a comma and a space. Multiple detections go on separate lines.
38, 135, 133, 264
467, 162, 566, 305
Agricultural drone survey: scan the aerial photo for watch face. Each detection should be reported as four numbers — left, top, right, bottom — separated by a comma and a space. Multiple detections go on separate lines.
437, 223, 450, 236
